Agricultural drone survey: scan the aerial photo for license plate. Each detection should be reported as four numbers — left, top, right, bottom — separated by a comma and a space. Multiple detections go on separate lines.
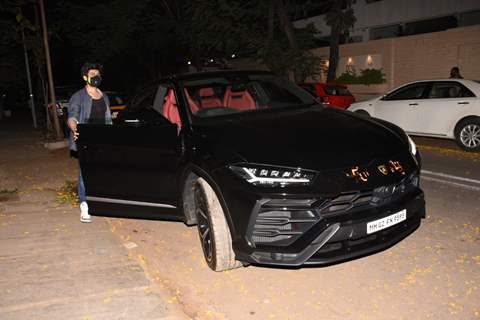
366, 209, 406, 234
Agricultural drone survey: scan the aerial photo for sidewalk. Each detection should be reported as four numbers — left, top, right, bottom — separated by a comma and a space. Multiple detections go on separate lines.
0, 115, 188, 320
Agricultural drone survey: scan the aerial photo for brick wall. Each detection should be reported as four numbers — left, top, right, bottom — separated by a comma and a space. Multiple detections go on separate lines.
311, 25, 480, 92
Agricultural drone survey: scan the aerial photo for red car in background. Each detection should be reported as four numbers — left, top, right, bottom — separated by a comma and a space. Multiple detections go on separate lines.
300, 83, 355, 109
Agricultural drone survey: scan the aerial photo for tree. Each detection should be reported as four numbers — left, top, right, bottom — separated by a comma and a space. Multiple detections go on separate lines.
53, 0, 185, 92
184, 0, 322, 82
325, 0, 356, 82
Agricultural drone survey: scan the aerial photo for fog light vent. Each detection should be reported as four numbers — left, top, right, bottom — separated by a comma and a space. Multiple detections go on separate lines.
250, 199, 320, 246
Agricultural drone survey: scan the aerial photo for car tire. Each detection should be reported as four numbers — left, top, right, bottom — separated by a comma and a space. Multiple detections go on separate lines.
355, 110, 370, 117
454, 118, 480, 151
194, 177, 242, 271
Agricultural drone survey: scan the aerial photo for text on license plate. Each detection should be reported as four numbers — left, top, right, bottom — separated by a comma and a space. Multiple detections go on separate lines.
366, 209, 406, 234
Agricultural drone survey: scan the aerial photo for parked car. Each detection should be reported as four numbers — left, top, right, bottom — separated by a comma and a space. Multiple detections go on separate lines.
348, 79, 480, 151
52, 85, 78, 136
300, 82, 355, 109
105, 91, 127, 119
78, 70, 425, 271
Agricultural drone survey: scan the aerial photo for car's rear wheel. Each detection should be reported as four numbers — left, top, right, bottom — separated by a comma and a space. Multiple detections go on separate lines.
455, 118, 480, 151
194, 177, 242, 271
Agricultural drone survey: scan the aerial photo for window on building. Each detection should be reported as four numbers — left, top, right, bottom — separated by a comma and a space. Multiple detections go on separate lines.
404, 16, 457, 36
370, 24, 402, 40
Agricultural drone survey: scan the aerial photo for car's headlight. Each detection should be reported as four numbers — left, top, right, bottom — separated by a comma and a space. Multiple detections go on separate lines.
408, 135, 417, 156
229, 164, 316, 187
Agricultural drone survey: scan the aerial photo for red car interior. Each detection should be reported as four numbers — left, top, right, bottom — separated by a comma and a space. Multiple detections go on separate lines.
162, 89, 182, 127
198, 87, 222, 108
184, 89, 200, 114
223, 86, 256, 111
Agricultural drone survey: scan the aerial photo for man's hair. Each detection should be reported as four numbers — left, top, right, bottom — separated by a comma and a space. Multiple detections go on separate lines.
81, 62, 103, 77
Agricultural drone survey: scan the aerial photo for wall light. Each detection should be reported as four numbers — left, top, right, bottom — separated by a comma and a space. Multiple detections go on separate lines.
366, 55, 373, 66
347, 57, 354, 65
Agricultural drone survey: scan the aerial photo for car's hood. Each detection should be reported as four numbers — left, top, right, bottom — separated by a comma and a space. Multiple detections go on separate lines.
193, 107, 409, 171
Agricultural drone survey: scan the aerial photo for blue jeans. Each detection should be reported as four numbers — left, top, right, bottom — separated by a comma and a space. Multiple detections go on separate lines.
78, 166, 86, 203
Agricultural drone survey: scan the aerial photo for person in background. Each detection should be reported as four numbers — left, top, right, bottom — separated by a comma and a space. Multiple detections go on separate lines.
67, 62, 112, 223
449, 66, 463, 79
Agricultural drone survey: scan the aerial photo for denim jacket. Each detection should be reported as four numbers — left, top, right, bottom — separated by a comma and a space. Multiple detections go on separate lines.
67, 87, 112, 151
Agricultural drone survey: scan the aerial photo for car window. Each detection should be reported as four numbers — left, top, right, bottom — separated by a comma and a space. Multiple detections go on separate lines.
324, 86, 351, 96
108, 94, 125, 106
130, 86, 157, 111
383, 83, 430, 101
300, 84, 317, 96
427, 82, 476, 99
181, 74, 317, 119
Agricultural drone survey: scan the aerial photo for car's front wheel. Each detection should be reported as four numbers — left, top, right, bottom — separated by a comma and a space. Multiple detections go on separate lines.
194, 177, 242, 271
455, 118, 480, 151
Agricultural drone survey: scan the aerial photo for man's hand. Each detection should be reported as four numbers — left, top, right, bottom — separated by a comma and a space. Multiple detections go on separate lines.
67, 119, 79, 141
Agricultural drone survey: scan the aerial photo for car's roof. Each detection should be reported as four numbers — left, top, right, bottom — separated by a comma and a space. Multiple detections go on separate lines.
404, 78, 476, 83
167, 69, 273, 81
396, 78, 480, 96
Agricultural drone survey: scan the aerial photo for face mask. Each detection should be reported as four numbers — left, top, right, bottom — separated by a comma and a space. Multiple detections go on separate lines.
87, 75, 102, 87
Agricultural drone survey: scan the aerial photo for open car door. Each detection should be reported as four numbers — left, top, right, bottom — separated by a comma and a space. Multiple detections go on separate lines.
77, 87, 183, 221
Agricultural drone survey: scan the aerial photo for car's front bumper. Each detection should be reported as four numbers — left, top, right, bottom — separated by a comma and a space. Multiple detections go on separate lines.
248, 190, 424, 266
217, 170, 425, 267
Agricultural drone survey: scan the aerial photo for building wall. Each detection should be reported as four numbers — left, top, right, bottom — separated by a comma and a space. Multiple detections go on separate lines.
311, 25, 480, 92
294, 0, 480, 42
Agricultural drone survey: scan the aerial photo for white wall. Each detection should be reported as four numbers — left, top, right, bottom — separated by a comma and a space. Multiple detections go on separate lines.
294, 0, 480, 41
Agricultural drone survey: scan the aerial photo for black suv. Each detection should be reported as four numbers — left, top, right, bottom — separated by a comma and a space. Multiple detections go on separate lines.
78, 70, 425, 271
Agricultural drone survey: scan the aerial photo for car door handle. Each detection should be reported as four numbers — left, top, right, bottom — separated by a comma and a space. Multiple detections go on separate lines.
124, 119, 140, 123
457, 102, 469, 105
409, 103, 418, 106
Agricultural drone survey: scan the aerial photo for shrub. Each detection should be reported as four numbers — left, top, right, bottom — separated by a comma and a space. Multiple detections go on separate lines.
336, 68, 386, 85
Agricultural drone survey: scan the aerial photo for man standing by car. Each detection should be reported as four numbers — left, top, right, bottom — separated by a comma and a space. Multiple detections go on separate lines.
67, 63, 112, 223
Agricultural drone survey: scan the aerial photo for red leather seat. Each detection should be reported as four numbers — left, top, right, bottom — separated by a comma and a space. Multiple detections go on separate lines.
198, 87, 222, 108
163, 89, 181, 127
184, 88, 200, 114
223, 86, 256, 111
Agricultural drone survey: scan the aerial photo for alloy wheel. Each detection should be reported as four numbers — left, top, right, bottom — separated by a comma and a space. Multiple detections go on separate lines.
195, 188, 213, 263
460, 124, 480, 149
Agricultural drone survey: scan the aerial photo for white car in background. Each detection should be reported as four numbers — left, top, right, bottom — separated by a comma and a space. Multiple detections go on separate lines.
347, 79, 480, 151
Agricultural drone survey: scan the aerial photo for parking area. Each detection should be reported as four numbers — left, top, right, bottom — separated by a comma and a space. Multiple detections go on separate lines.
1, 117, 479, 320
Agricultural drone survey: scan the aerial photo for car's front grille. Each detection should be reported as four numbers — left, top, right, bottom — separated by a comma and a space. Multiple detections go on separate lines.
318, 172, 419, 218
249, 172, 419, 247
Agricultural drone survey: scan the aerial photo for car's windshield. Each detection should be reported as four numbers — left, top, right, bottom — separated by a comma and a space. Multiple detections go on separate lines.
181, 74, 317, 119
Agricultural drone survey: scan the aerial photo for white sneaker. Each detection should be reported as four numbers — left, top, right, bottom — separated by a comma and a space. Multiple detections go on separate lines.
80, 201, 92, 223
